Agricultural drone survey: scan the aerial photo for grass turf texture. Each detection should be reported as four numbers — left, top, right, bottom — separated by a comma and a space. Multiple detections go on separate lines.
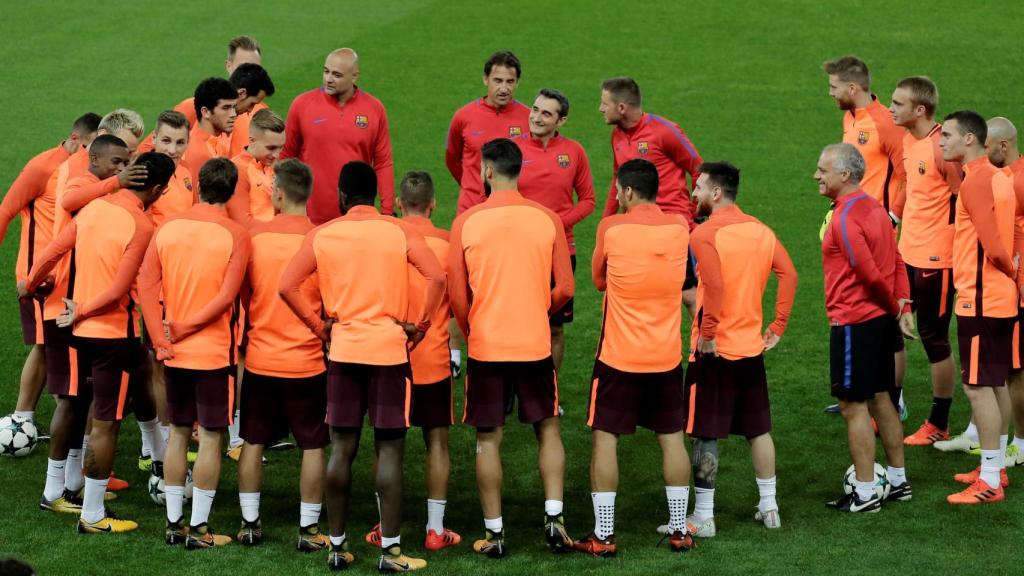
2, 1, 1023, 574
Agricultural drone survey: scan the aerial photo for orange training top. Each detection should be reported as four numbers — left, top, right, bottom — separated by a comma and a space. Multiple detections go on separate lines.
593, 203, 688, 372
181, 123, 231, 186
244, 214, 324, 378
139, 203, 250, 368
227, 150, 274, 226
898, 124, 962, 269
279, 205, 446, 366
842, 96, 906, 215
688, 204, 798, 360
229, 102, 269, 159
403, 215, 452, 384
148, 164, 196, 228
0, 143, 69, 282
137, 98, 197, 154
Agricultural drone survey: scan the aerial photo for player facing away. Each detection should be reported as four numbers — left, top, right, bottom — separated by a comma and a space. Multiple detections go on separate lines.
23, 152, 175, 533
227, 108, 286, 226
887, 77, 963, 447
986, 117, 1024, 467
823, 56, 909, 418
572, 158, 693, 557
449, 139, 575, 558
234, 159, 331, 551
278, 161, 444, 572
940, 111, 1019, 504
678, 162, 798, 537
818, 144, 913, 512
281, 48, 395, 224
515, 88, 596, 376
598, 77, 702, 318
0, 112, 99, 431
140, 158, 251, 547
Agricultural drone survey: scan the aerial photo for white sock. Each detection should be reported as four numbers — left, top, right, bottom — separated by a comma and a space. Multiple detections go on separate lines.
544, 499, 563, 517
43, 458, 67, 501
1000, 435, 1008, 458
980, 449, 1001, 488
190, 487, 216, 527
330, 534, 346, 546
693, 487, 715, 521
426, 499, 446, 533
81, 476, 108, 524
450, 349, 461, 365
1013, 436, 1024, 451
239, 492, 260, 522
13, 410, 33, 423
887, 466, 907, 487
756, 476, 778, 513
165, 485, 185, 522
666, 486, 689, 533
854, 479, 875, 501
227, 410, 242, 449
964, 422, 979, 442
65, 449, 84, 492
381, 535, 400, 549
159, 424, 170, 445
591, 492, 615, 539
300, 501, 321, 528
898, 390, 905, 412
484, 516, 503, 533
138, 418, 157, 458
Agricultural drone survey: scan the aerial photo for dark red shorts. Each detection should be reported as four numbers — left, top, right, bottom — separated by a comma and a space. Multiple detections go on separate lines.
240, 370, 328, 449
830, 315, 898, 402
410, 377, 454, 429
463, 357, 559, 428
684, 355, 771, 439
907, 265, 953, 362
957, 315, 1014, 388
43, 320, 84, 397
75, 337, 139, 422
587, 360, 684, 435
165, 366, 236, 429
19, 298, 43, 345
326, 362, 411, 430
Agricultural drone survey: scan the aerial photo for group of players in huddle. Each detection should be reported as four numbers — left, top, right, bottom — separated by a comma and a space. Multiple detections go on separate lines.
1, 35, 1020, 572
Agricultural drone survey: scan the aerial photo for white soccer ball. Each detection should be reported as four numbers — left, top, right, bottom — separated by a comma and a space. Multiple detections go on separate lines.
843, 462, 890, 499
148, 468, 194, 505
0, 414, 38, 457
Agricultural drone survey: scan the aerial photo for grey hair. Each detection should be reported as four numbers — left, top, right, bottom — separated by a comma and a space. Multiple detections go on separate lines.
823, 143, 865, 183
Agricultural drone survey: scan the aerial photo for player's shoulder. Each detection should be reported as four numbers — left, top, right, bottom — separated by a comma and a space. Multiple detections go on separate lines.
509, 99, 531, 114
354, 88, 386, 110
451, 98, 483, 119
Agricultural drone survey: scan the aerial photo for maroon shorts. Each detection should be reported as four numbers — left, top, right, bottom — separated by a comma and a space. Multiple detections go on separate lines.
165, 366, 236, 429
587, 360, 684, 435
463, 357, 559, 428
957, 315, 1014, 387
19, 298, 43, 345
240, 370, 328, 449
326, 362, 411, 430
684, 355, 771, 439
907, 265, 953, 362
75, 337, 139, 422
43, 320, 86, 397
410, 377, 454, 429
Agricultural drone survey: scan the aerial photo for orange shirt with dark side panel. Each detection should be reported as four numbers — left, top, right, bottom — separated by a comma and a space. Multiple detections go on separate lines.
404, 215, 452, 384
227, 150, 274, 227
842, 96, 906, 215
898, 124, 962, 269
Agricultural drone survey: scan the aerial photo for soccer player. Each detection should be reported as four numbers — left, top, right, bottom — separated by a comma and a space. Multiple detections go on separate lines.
986, 116, 1024, 467
279, 161, 443, 571
571, 158, 693, 557
937, 111, 1017, 504
823, 56, 909, 416
447, 51, 530, 214
449, 139, 574, 558
818, 143, 913, 512
598, 77, 702, 317
0, 112, 99, 431
281, 48, 395, 224
227, 108, 285, 226
515, 89, 595, 375
234, 159, 330, 550
149, 110, 195, 226
887, 77, 963, 446
679, 162, 798, 537
182, 77, 239, 185
139, 157, 251, 547
22, 152, 175, 533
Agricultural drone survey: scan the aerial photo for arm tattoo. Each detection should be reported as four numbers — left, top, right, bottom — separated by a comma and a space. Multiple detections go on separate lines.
692, 438, 719, 489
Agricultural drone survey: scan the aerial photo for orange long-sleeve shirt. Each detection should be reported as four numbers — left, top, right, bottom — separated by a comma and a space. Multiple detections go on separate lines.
842, 96, 906, 216
227, 150, 274, 227
148, 164, 196, 228
898, 124, 962, 269
27, 190, 152, 339
279, 205, 445, 366
229, 102, 269, 158
139, 203, 250, 368
688, 204, 798, 360
181, 124, 231, 186
450, 189, 574, 362
404, 216, 452, 384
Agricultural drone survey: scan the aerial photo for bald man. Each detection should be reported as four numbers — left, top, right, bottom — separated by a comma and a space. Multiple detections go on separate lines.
986, 116, 1024, 467
281, 48, 395, 224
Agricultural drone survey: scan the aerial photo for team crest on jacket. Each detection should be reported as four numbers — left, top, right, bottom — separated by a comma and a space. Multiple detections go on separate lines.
857, 131, 869, 145
183, 177, 193, 192
638, 141, 649, 155
918, 160, 926, 175
557, 154, 571, 168
509, 126, 522, 137
355, 115, 369, 128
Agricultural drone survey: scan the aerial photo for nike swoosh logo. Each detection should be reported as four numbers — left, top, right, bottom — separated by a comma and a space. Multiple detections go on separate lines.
86, 522, 112, 532
390, 561, 410, 570
313, 118, 327, 125
922, 271, 938, 278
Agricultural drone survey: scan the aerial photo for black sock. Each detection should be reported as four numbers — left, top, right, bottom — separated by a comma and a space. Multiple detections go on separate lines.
928, 397, 953, 431
889, 387, 902, 410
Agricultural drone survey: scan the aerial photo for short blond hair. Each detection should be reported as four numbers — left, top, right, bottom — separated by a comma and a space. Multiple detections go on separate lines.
228, 35, 261, 57
99, 109, 145, 138
823, 56, 870, 91
250, 108, 284, 133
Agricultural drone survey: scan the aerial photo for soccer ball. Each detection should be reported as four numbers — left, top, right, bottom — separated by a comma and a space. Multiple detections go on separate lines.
0, 414, 38, 457
148, 468, 194, 505
843, 462, 890, 499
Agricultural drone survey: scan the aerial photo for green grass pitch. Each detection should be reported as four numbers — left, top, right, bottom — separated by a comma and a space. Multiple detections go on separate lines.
2, 1, 1024, 574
